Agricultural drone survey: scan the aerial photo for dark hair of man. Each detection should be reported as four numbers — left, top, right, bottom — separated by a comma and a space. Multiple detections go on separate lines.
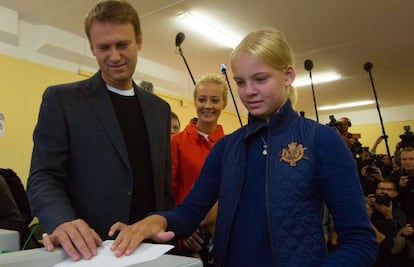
84, 0, 142, 42
378, 179, 397, 190
401, 146, 414, 154
171, 112, 180, 127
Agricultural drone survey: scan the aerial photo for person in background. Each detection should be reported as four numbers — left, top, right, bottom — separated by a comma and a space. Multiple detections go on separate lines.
360, 165, 384, 196
0, 173, 31, 248
337, 117, 361, 149
381, 154, 395, 178
366, 180, 407, 266
108, 26, 378, 266
365, 198, 386, 244
390, 147, 414, 221
370, 136, 394, 177
171, 111, 181, 134
393, 223, 414, 266
31, 0, 174, 261
356, 147, 373, 178
171, 73, 228, 266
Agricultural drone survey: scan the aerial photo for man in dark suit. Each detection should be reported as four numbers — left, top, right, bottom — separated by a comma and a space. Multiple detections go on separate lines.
27, 0, 174, 261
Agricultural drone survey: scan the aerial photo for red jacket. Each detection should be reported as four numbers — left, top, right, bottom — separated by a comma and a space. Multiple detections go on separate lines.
171, 118, 224, 205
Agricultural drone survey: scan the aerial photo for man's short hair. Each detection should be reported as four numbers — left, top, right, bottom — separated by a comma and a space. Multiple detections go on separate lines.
84, 0, 141, 42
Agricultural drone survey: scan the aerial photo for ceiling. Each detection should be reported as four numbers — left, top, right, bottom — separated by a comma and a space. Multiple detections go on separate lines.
0, 0, 413, 123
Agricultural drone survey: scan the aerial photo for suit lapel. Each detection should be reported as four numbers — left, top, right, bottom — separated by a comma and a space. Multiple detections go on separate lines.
135, 87, 158, 176
85, 72, 131, 169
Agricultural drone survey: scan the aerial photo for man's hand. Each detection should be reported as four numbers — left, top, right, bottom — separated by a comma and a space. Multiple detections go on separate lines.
400, 224, 414, 238
42, 219, 102, 261
366, 194, 376, 206
109, 215, 174, 257
183, 231, 204, 252
361, 166, 383, 181
374, 201, 393, 219
374, 136, 384, 145
399, 176, 409, 188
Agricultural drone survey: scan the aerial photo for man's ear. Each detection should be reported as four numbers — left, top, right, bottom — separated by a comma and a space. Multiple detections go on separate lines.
136, 34, 143, 51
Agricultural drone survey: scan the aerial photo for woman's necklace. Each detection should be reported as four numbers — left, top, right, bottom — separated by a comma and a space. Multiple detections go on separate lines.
260, 136, 268, 155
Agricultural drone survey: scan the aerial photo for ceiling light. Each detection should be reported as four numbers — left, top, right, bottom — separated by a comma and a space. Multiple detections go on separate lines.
293, 72, 341, 87
178, 12, 240, 48
318, 100, 375, 111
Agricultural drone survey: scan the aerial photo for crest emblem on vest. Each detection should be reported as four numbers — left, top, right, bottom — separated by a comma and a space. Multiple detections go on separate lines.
280, 142, 307, 166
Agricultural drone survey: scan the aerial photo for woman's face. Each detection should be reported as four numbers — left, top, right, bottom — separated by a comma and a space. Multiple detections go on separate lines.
171, 117, 180, 134
231, 52, 295, 121
194, 82, 226, 124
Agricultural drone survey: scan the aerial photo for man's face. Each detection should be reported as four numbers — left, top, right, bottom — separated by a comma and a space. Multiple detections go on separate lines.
376, 182, 397, 199
171, 118, 180, 134
401, 151, 414, 173
338, 119, 349, 133
89, 21, 142, 90
382, 155, 392, 166
360, 150, 372, 161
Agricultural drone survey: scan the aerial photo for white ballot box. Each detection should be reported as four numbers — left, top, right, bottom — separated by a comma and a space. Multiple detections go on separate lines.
0, 247, 202, 267
0, 229, 20, 253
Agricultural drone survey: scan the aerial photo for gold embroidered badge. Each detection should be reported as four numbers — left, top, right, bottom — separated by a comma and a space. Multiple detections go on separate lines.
280, 142, 307, 166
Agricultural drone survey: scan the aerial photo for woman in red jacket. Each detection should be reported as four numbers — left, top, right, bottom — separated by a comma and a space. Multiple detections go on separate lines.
171, 73, 228, 265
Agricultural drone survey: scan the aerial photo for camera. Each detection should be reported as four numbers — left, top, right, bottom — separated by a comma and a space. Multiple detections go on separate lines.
376, 194, 391, 207
198, 232, 214, 266
399, 125, 414, 149
327, 115, 342, 130
401, 221, 414, 241
406, 175, 414, 191
364, 155, 385, 175
366, 166, 378, 175
350, 140, 363, 155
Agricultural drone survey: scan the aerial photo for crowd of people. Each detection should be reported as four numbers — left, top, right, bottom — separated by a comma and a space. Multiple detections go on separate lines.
331, 117, 414, 266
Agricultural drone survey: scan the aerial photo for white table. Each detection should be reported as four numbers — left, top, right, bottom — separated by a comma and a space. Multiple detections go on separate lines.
0, 229, 19, 253
0, 247, 202, 267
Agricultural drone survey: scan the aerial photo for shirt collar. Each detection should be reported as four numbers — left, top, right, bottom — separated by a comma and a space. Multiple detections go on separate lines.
243, 99, 299, 140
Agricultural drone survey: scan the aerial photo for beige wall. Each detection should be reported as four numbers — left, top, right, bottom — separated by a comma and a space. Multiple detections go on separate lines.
351, 120, 413, 155
0, 53, 412, 187
0, 54, 247, 186
0, 54, 82, 186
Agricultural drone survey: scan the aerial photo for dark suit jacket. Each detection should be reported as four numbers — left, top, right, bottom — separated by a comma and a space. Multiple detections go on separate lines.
27, 71, 174, 238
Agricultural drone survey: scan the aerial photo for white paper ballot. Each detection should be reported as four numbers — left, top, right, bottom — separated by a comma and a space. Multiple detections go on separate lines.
52, 241, 174, 267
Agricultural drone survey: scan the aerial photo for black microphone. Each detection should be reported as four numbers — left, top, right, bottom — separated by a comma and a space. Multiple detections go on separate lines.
304, 59, 319, 122
363, 62, 373, 72
175, 32, 185, 47
175, 32, 195, 85
221, 64, 243, 127
304, 59, 313, 71
363, 61, 391, 159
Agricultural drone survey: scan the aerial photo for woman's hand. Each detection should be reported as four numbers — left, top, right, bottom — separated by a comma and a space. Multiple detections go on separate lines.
108, 215, 174, 257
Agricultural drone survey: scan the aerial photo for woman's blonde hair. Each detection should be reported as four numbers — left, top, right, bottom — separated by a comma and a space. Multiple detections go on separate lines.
230, 27, 297, 106
193, 73, 229, 107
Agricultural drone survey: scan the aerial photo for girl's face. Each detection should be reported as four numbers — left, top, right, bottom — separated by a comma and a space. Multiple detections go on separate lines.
195, 82, 226, 124
232, 52, 295, 121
